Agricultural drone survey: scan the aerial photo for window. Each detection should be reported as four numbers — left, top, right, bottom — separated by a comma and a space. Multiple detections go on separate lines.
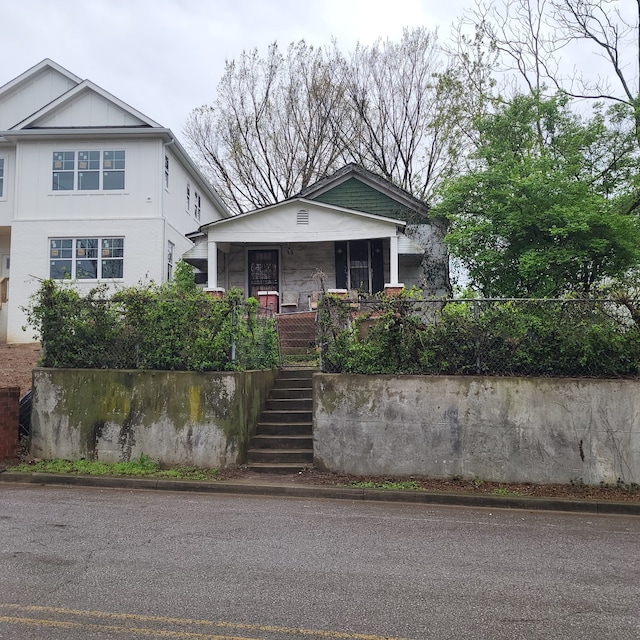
50, 238, 124, 280
52, 151, 75, 190
52, 150, 125, 191
0, 158, 4, 197
348, 240, 370, 293
164, 155, 169, 190
194, 190, 201, 220
167, 241, 175, 280
102, 151, 125, 189
186, 183, 190, 212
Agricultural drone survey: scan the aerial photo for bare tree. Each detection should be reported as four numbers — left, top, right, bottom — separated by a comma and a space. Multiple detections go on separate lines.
461, 1, 640, 142
184, 42, 347, 213
185, 29, 490, 211
337, 28, 485, 202
552, 0, 640, 138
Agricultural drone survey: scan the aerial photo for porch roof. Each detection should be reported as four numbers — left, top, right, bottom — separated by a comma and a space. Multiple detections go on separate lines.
199, 198, 405, 244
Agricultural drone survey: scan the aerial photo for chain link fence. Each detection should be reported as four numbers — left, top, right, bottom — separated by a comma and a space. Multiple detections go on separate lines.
317, 296, 640, 378
276, 311, 319, 368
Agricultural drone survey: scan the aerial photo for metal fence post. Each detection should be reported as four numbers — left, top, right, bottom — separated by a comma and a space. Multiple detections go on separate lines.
474, 299, 481, 374
231, 301, 237, 366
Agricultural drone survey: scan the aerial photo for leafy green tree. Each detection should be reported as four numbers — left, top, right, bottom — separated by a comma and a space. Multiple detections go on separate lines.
434, 94, 640, 297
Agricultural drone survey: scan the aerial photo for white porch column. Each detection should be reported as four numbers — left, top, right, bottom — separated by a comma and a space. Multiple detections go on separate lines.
207, 240, 218, 289
389, 234, 399, 284
205, 240, 225, 297
385, 234, 404, 296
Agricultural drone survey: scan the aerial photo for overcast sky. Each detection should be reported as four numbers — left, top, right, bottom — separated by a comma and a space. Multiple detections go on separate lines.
2, 0, 469, 142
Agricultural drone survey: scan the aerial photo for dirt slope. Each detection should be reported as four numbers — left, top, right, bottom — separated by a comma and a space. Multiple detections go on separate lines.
0, 344, 42, 395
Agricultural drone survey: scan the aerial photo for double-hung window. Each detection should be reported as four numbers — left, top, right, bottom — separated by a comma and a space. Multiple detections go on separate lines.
52, 150, 125, 191
0, 158, 4, 197
186, 183, 190, 212
194, 190, 201, 220
50, 238, 124, 280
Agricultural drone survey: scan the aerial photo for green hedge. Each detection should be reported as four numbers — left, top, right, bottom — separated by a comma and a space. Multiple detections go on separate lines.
318, 292, 640, 377
25, 272, 278, 372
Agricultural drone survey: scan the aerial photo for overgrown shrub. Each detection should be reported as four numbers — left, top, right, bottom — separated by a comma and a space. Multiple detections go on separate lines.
24, 272, 278, 371
319, 294, 640, 378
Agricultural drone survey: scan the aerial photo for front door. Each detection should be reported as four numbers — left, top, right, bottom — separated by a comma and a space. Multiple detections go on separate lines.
248, 249, 279, 302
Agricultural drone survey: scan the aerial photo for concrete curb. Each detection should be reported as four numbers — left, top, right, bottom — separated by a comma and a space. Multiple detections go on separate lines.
2, 472, 640, 516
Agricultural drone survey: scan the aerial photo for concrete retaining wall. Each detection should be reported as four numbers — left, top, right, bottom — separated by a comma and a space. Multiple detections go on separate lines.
313, 374, 640, 485
0, 387, 19, 460
31, 368, 278, 468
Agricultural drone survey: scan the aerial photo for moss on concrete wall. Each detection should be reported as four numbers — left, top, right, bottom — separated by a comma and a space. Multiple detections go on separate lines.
31, 368, 278, 468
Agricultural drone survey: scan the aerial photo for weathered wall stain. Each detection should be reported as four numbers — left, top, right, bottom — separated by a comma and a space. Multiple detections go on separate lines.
31, 368, 277, 468
313, 374, 640, 485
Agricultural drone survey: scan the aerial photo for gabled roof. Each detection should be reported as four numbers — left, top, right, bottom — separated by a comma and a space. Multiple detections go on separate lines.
0, 58, 232, 219
201, 196, 405, 231
0, 58, 81, 99
11, 79, 160, 130
297, 163, 430, 220
199, 196, 405, 246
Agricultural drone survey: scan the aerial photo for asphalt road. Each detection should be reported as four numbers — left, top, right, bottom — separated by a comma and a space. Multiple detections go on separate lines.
0, 485, 638, 640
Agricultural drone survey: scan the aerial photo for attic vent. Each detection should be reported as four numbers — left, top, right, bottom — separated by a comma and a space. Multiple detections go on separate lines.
297, 209, 309, 225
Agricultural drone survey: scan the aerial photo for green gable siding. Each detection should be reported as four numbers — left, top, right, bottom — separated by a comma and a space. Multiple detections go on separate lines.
313, 178, 417, 222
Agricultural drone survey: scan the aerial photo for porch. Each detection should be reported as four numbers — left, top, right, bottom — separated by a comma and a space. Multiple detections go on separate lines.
185, 236, 423, 314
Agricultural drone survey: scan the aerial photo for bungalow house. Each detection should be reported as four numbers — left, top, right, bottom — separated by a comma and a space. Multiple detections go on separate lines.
0, 59, 230, 343
184, 164, 450, 310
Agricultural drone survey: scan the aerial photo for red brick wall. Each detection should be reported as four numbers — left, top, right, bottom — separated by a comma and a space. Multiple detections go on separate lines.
0, 387, 20, 461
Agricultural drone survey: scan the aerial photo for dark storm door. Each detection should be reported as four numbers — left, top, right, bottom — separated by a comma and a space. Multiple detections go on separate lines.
248, 249, 279, 299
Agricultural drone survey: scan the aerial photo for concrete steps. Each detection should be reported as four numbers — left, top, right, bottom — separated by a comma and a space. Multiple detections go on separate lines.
246, 369, 315, 473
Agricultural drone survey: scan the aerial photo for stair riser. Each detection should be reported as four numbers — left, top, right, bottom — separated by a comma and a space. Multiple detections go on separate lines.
274, 380, 313, 391
267, 399, 312, 411
261, 411, 312, 424
247, 450, 314, 464
270, 388, 312, 400
255, 423, 312, 436
252, 436, 313, 449
277, 369, 316, 379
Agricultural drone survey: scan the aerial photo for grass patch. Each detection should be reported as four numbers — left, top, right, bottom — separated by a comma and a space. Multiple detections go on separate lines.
349, 480, 420, 491
9, 454, 220, 481
491, 487, 522, 496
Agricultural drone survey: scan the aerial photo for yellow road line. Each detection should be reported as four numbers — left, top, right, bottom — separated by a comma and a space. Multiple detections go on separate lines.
0, 616, 259, 639
0, 604, 412, 640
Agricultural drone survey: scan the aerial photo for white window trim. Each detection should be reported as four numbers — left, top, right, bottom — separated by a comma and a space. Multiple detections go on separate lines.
49, 237, 125, 281
0, 155, 7, 201
51, 149, 126, 193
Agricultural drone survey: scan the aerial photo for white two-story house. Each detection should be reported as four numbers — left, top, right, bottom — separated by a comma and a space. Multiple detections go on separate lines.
0, 59, 230, 343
